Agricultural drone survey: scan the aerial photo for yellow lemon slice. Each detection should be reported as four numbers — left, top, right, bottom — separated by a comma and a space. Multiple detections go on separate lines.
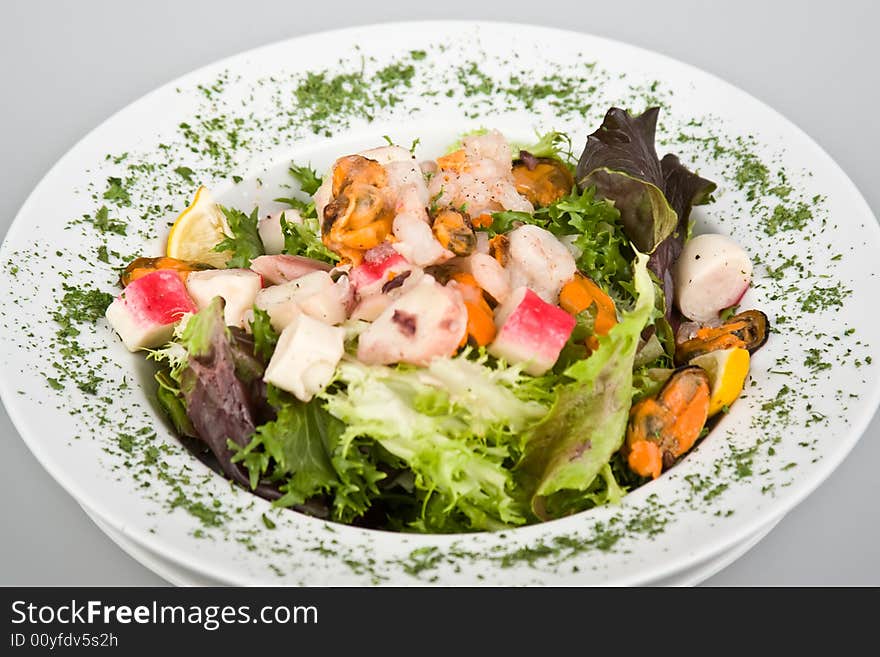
690, 347, 750, 416
165, 186, 232, 267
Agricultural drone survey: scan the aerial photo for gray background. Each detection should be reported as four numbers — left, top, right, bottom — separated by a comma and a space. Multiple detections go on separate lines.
1, 0, 877, 586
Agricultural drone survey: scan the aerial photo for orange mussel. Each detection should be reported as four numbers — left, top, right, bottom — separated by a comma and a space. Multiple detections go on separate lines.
675, 309, 769, 364
625, 366, 711, 479
511, 155, 573, 207
322, 155, 395, 264
559, 273, 617, 352
120, 256, 211, 287
431, 208, 476, 257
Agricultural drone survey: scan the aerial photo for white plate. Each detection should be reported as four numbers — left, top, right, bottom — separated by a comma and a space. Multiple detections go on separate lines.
82, 505, 219, 587
2, 21, 878, 586
80, 501, 782, 587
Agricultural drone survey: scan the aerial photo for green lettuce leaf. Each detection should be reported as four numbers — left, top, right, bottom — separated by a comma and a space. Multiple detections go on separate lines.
178, 296, 227, 357
518, 253, 655, 519
243, 388, 340, 504
535, 463, 625, 519
273, 195, 315, 217
233, 385, 385, 522
214, 206, 264, 268
511, 131, 573, 163
280, 213, 340, 264
276, 162, 321, 217
575, 107, 678, 254
289, 162, 323, 196
553, 304, 597, 372
248, 307, 278, 362
155, 371, 196, 437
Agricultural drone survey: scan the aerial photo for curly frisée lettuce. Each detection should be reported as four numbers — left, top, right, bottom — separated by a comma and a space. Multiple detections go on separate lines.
280, 214, 340, 265
511, 130, 574, 163
320, 353, 550, 531
213, 206, 264, 268
489, 186, 635, 305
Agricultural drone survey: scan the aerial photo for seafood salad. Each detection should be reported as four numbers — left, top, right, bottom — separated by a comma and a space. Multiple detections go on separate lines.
105, 107, 769, 532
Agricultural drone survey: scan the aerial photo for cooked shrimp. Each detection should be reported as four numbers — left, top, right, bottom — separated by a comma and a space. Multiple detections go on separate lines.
504, 225, 576, 303
463, 252, 510, 303
463, 131, 512, 164
428, 131, 533, 217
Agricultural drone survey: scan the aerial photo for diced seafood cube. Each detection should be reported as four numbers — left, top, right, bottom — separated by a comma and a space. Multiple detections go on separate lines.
254, 270, 347, 331
185, 269, 262, 328
488, 287, 575, 375
263, 314, 345, 402
357, 275, 467, 366
105, 269, 197, 351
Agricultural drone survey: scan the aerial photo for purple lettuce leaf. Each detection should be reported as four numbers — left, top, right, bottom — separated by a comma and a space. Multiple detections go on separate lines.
575, 107, 678, 253
177, 298, 279, 498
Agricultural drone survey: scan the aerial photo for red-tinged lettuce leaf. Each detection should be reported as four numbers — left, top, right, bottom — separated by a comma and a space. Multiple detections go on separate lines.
575, 107, 678, 253
177, 297, 275, 495
648, 154, 717, 322
661, 154, 716, 225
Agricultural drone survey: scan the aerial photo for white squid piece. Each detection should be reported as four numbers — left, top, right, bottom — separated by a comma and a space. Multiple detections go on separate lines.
252, 270, 348, 332
264, 314, 345, 402
258, 208, 301, 255
673, 233, 753, 322
249, 254, 331, 285
185, 269, 262, 328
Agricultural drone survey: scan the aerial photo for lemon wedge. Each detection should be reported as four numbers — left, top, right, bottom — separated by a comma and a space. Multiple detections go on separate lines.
165, 186, 232, 267
690, 347, 750, 416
